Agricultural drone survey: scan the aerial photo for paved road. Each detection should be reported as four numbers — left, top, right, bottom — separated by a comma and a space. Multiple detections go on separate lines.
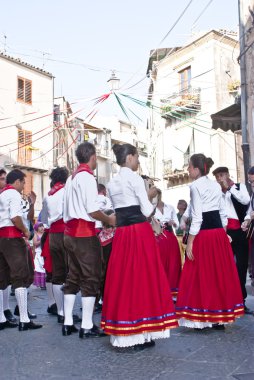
1, 285, 254, 380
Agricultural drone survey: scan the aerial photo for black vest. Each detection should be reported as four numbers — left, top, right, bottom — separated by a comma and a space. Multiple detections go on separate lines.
231, 183, 250, 224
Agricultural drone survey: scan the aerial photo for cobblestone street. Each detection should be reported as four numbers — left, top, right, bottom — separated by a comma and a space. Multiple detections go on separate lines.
1, 283, 254, 380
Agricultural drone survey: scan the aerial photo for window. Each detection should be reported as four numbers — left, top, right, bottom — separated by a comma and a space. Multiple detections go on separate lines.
179, 66, 191, 94
18, 129, 32, 165
17, 77, 32, 104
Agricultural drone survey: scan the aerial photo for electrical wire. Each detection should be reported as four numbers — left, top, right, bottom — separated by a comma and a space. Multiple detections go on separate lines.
120, 0, 194, 91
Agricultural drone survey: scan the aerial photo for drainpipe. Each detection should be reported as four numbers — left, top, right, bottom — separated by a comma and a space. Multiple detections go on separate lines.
238, 0, 250, 186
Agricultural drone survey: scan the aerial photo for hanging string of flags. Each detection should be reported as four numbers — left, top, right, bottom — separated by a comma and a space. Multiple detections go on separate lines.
0, 88, 230, 163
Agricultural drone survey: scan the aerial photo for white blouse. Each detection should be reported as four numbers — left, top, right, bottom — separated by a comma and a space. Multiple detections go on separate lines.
107, 167, 154, 217
223, 183, 250, 220
189, 176, 227, 236
63, 172, 99, 223
45, 188, 65, 227
154, 204, 179, 228
0, 189, 23, 228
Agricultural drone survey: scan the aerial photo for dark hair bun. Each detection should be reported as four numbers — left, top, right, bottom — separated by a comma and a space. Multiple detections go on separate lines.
206, 157, 214, 171
112, 143, 137, 166
112, 144, 122, 156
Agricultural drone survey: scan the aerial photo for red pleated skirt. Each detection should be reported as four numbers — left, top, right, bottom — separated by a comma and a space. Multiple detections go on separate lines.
41, 232, 52, 273
156, 230, 182, 297
176, 228, 244, 324
101, 221, 178, 336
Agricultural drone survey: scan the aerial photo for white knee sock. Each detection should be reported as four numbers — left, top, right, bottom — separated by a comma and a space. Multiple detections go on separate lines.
53, 284, 64, 316
63, 294, 76, 325
0, 290, 6, 323
46, 282, 55, 307
2, 285, 10, 311
15, 287, 30, 323
81, 296, 95, 329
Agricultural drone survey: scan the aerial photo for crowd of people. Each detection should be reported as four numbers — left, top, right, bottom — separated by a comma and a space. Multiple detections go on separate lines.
0, 141, 253, 351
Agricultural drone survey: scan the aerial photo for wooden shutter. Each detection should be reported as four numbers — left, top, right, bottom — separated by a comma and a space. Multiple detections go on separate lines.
25, 80, 32, 104
17, 78, 24, 101
17, 77, 32, 104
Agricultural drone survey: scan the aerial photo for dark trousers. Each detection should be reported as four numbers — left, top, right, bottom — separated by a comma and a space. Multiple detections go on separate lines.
227, 228, 249, 301
250, 235, 254, 280
49, 233, 67, 284
63, 235, 102, 297
0, 238, 31, 290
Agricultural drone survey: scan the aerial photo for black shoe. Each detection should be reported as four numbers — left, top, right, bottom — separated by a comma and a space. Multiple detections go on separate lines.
94, 304, 102, 314
47, 303, 58, 316
79, 324, 107, 339
62, 325, 78, 336
244, 305, 253, 315
57, 315, 64, 324
0, 320, 19, 330
14, 305, 37, 319
58, 315, 81, 324
4, 309, 17, 323
18, 321, 43, 331
212, 324, 225, 330
133, 340, 156, 351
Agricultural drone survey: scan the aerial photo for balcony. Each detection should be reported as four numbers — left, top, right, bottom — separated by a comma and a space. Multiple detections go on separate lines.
135, 141, 148, 156
95, 143, 110, 159
161, 87, 201, 119
163, 159, 173, 177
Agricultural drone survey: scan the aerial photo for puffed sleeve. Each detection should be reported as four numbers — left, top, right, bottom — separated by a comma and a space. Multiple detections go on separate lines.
229, 183, 250, 205
219, 193, 228, 227
189, 184, 203, 235
133, 175, 154, 217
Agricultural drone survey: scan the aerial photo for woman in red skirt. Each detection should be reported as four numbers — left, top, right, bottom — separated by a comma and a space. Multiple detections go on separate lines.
154, 189, 181, 299
176, 154, 244, 329
101, 143, 178, 349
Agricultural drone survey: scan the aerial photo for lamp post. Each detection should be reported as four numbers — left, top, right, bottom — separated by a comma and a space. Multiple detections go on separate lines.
107, 71, 120, 91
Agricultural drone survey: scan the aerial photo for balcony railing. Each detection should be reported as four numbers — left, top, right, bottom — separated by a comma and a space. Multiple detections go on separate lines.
161, 87, 201, 116
163, 159, 173, 177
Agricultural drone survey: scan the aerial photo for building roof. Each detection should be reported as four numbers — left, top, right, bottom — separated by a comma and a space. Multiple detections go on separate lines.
147, 30, 239, 74
0, 51, 53, 78
146, 47, 181, 75
211, 102, 241, 132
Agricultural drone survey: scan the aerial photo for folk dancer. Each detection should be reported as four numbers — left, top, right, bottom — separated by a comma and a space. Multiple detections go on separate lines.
176, 154, 244, 329
0, 168, 16, 323
44, 167, 69, 324
101, 143, 178, 350
62, 142, 116, 338
0, 169, 42, 331
241, 166, 254, 288
212, 166, 251, 314
154, 189, 181, 300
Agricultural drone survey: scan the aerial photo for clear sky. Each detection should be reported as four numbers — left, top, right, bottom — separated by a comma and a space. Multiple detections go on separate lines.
0, 0, 239, 120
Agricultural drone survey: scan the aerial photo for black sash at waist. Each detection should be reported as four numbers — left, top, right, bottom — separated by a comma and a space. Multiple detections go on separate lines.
164, 223, 173, 232
115, 206, 147, 227
200, 210, 222, 230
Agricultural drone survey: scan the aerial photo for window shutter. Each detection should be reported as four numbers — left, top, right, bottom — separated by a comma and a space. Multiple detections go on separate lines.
25, 80, 32, 103
17, 78, 24, 101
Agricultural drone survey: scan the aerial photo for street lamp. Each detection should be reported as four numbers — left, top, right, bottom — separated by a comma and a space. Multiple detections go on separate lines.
107, 71, 120, 91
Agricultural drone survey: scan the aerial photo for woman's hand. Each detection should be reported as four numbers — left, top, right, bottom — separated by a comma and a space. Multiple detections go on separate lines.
186, 241, 194, 261
241, 220, 250, 231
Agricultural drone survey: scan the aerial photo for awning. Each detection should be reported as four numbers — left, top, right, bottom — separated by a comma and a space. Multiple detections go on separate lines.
5, 163, 48, 173
211, 103, 241, 132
